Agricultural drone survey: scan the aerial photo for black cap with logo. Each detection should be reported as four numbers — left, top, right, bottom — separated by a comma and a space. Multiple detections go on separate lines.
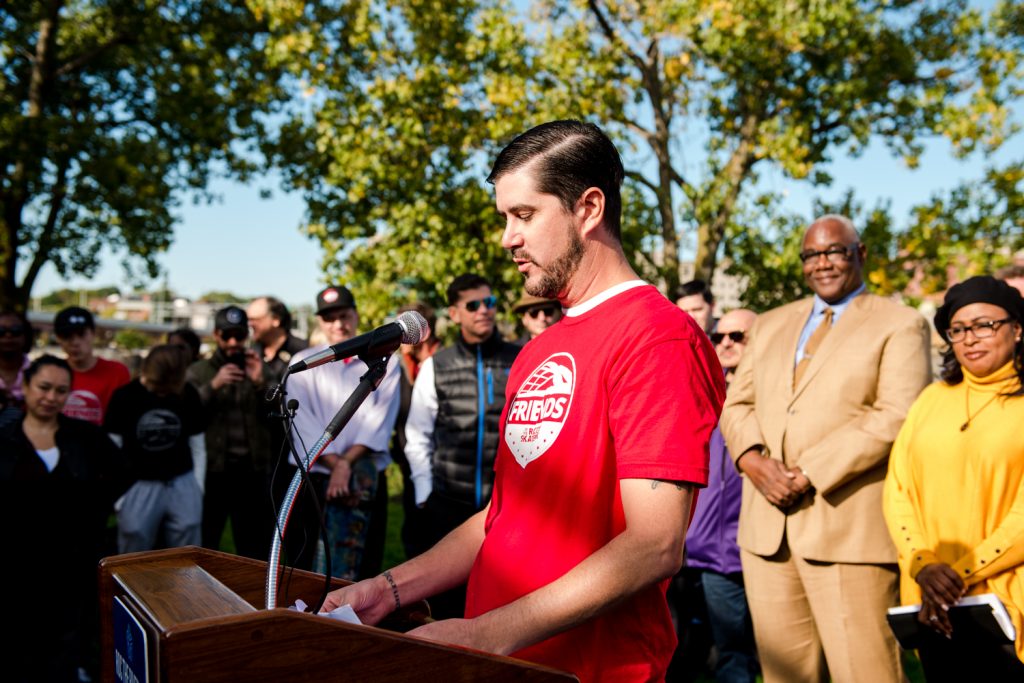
316, 286, 356, 316
54, 306, 95, 337
214, 305, 248, 333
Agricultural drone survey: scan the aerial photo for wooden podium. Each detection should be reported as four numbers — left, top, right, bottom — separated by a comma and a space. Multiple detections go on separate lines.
99, 547, 576, 682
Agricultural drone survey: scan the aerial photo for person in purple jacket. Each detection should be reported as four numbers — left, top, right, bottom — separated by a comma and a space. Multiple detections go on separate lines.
682, 308, 759, 683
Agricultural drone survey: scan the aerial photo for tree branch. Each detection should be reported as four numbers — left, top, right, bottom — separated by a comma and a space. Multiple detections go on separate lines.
21, 154, 71, 295
670, 167, 699, 207
587, 0, 648, 75
625, 169, 657, 194
612, 113, 655, 147
56, 31, 136, 77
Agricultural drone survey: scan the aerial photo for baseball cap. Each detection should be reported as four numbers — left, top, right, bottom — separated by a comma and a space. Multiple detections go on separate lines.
54, 306, 95, 337
214, 305, 248, 333
316, 286, 356, 315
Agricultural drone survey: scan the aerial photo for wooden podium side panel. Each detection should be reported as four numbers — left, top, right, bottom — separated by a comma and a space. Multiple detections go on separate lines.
162, 611, 574, 682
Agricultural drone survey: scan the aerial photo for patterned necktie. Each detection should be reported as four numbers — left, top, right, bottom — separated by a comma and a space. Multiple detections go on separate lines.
793, 307, 833, 388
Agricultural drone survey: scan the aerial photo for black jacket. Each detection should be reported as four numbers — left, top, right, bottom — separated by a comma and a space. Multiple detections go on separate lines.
431, 331, 519, 508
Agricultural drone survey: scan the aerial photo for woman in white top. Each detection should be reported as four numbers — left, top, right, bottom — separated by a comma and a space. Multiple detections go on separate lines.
0, 354, 130, 683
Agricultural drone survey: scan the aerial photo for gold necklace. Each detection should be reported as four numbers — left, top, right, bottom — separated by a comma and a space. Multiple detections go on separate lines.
961, 387, 1001, 431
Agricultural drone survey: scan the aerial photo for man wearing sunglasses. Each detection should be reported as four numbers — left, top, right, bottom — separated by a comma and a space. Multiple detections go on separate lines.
186, 305, 274, 560
324, 121, 725, 682
720, 215, 931, 683
513, 293, 563, 343
404, 273, 520, 618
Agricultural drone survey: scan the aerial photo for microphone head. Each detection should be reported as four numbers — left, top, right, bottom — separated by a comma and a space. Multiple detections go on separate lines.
395, 310, 430, 345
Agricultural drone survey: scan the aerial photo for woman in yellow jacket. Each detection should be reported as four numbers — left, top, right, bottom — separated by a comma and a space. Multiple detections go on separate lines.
884, 275, 1024, 681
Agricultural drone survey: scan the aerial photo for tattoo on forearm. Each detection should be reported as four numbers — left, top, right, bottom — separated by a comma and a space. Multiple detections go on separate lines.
650, 480, 686, 491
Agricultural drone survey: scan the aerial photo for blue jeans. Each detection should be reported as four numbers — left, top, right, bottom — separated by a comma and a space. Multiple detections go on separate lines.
702, 570, 759, 683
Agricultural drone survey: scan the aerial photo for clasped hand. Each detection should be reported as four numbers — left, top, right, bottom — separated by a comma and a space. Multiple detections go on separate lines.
740, 452, 812, 509
915, 563, 966, 638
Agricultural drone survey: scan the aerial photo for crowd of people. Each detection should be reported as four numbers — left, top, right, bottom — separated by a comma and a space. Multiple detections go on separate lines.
1, 119, 1023, 683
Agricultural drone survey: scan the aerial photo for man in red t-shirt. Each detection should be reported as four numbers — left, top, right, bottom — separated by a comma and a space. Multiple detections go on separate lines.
55, 307, 130, 425
322, 121, 725, 681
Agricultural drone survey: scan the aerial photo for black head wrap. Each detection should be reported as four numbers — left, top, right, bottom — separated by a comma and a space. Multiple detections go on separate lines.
934, 275, 1024, 342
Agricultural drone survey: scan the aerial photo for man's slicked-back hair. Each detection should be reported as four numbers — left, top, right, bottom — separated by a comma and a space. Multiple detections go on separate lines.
447, 273, 492, 307
487, 120, 625, 240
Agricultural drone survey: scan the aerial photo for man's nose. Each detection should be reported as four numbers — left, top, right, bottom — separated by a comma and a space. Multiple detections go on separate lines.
501, 221, 523, 250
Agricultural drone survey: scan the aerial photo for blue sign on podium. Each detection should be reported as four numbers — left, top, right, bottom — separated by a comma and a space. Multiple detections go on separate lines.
112, 596, 149, 683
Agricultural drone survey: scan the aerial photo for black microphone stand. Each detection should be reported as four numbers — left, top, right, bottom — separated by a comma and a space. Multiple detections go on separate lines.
265, 354, 390, 610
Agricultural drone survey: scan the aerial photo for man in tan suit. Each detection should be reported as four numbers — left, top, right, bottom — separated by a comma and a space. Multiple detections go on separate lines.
720, 215, 931, 683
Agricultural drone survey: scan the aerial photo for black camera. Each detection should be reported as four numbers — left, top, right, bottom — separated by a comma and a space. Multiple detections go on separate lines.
228, 352, 246, 370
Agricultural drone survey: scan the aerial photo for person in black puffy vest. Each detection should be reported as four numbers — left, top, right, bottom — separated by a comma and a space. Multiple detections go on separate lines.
404, 273, 520, 617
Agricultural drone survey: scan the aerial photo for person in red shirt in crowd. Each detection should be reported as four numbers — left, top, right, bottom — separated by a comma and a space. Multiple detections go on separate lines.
322, 120, 725, 682
54, 306, 130, 425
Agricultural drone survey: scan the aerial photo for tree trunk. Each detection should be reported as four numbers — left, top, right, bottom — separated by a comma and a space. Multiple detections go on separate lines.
693, 115, 758, 284
1, 0, 63, 313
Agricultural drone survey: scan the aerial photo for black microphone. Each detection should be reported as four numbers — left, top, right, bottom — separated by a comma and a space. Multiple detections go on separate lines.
287, 310, 429, 374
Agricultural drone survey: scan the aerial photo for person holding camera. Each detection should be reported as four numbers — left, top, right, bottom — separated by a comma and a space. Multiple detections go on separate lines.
186, 305, 274, 559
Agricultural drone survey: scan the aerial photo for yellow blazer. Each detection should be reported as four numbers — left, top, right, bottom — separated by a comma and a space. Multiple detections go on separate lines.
720, 293, 931, 564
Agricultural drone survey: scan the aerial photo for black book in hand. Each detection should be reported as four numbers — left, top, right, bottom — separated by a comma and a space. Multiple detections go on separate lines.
886, 593, 1016, 650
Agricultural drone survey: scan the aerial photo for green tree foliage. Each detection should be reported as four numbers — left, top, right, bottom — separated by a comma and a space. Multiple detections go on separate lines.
725, 161, 1024, 311
0, 1, 294, 312
113, 327, 149, 351
260, 0, 528, 323
264, 0, 1021, 322
38, 285, 119, 309
879, 161, 1024, 298
197, 290, 247, 304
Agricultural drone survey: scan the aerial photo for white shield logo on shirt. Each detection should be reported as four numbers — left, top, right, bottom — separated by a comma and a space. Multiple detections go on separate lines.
504, 352, 576, 468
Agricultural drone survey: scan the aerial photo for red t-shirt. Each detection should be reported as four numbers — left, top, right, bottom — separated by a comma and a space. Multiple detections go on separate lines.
63, 357, 130, 425
465, 283, 725, 682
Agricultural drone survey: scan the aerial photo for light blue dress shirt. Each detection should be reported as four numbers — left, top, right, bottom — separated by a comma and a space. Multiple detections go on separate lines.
794, 284, 867, 366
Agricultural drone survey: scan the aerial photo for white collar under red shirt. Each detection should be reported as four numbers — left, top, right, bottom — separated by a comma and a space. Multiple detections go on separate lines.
565, 279, 648, 318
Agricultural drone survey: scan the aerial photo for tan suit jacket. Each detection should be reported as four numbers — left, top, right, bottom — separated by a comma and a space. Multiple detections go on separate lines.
720, 293, 931, 564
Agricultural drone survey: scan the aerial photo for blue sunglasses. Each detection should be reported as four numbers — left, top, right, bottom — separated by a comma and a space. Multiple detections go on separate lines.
465, 295, 498, 312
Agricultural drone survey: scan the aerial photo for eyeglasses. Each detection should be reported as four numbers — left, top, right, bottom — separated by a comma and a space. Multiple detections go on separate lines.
465, 295, 498, 312
526, 305, 559, 319
947, 318, 1013, 343
0, 325, 26, 337
799, 244, 858, 264
710, 330, 746, 345
219, 329, 248, 342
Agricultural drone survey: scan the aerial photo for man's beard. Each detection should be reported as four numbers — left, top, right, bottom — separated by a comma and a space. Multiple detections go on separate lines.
522, 227, 585, 299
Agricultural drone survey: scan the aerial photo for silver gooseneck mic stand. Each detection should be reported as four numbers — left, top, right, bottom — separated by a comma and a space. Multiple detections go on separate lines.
265, 355, 390, 609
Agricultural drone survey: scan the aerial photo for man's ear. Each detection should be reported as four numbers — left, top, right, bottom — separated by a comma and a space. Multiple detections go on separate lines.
575, 186, 606, 239
448, 305, 459, 326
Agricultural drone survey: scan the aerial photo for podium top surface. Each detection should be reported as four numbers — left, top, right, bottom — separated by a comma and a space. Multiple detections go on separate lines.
113, 556, 255, 631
